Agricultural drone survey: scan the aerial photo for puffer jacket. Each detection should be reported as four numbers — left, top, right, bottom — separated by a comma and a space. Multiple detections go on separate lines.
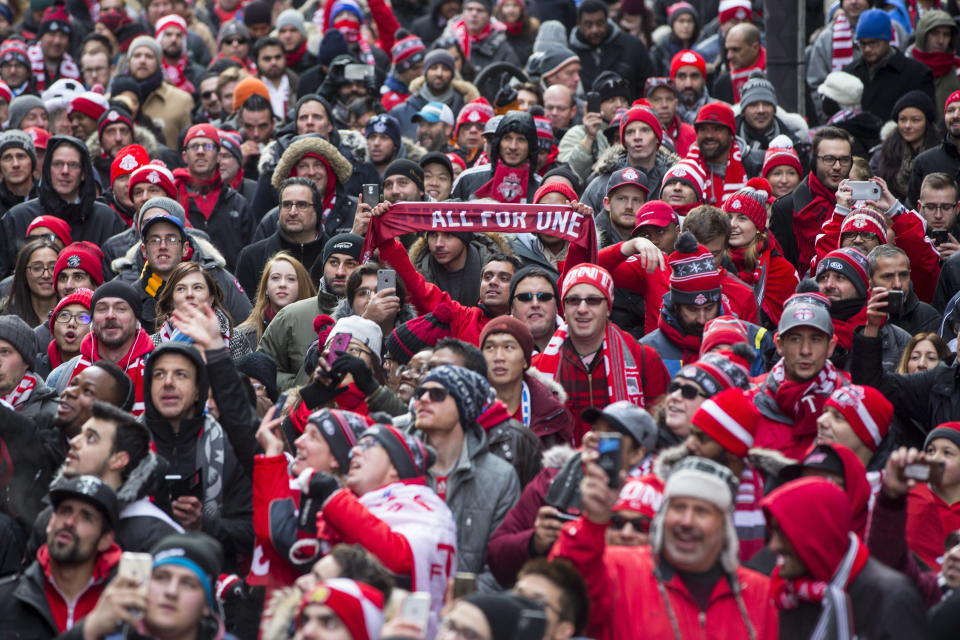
568, 20, 654, 97
409, 232, 512, 307
580, 144, 676, 215
16, 376, 58, 432
0, 136, 126, 279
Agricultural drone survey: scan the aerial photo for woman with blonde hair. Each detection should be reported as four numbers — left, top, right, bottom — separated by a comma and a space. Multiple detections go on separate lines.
897, 332, 950, 375
237, 252, 316, 350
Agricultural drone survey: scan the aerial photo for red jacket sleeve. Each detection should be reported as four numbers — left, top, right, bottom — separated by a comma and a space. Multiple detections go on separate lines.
892, 209, 941, 303
367, 0, 400, 56
811, 209, 843, 273
253, 454, 295, 541
760, 253, 800, 325
320, 489, 415, 575
601, 245, 670, 335
377, 238, 459, 315
549, 517, 614, 639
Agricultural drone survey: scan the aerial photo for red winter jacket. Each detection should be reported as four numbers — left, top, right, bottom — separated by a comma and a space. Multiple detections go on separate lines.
906, 483, 960, 571
550, 517, 778, 640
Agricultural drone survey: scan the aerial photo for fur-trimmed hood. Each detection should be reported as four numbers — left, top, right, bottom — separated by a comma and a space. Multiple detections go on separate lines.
111, 231, 228, 275
653, 442, 796, 481
542, 443, 577, 470
272, 136, 353, 190
527, 366, 568, 404
407, 76, 481, 103
590, 144, 680, 180
85, 124, 161, 159
408, 230, 512, 266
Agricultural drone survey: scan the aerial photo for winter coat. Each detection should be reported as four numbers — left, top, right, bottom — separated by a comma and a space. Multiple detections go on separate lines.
770, 175, 822, 270
851, 325, 960, 431
0, 179, 38, 217
889, 287, 940, 336
179, 180, 252, 273
85, 125, 181, 184
110, 234, 253, 334
410, 0, 454, 44
557, 122, 611, 183
143, 343, 255, 572
550, 519, 778, 640
258, 287, 341, 390
523, 370, 575, 447
417, 426, 520, 575
235, 229, 327, 300
141, 81, 196, 149
580, 145, 676, 215
529, 0, 576, 31
0, 136, 126, 279
568, 21, 654, 97
464, 27, 520, 73
509, 233, 561, 276
390, 77, 481, 140
908, 134, 960, 206
410, 232, 512, 307
843, 49, 935, 124
933, 248, 960, 312
909, 10, 960, 119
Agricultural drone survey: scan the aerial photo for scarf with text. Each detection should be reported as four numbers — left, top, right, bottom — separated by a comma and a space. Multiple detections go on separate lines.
685, 139, 746, 205
762, 357, 846, 439
731, 46, 767, 102
1, 371, 37, 410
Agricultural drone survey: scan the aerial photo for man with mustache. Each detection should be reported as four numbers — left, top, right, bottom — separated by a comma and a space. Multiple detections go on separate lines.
0, 475, 120, 638
670, 50, 714, 124
684, 102, 753, 205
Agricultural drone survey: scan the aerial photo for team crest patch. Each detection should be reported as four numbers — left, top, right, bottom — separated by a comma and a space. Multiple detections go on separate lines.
66, 254, 81, 268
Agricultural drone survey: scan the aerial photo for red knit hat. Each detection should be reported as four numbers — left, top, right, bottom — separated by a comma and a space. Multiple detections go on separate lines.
183, 123, 220, 149
718, 0, 753, 23
27, 215, 72, 247
678, 348, 751, 395
454, 98, 494, 138
670, 50, 706, 80
534, 115, 554, 149
39, 4, 72, 36
619, 106, 663, 145
54, 242, 104, 288
298, 579, 384, 640
613, 474, 664, 518
840, 207, 886, 241
154, 13, 188, 38
391, 32, 426, 72
110, 144, 150, 184
127, 163, 177, 201
24, 127, 50, 150
695, 101, 736, 134
824, 384, 892, 452
48, 287, 94, 333
661, 158, 707, 201
762, 139, 803, 178
632, 200, 677, 234
667, 232, 722, 305
723, 178, 771, 232
98, 108, 134, 138
68, 91, 109, 122
479, 315, 535, 365
446, 152, 466, 172
561, 263, 615, 308
945, 90, 960, 113
700, 315, 748, 356
385, 305, 453, 364
533, 181, 576, 204
691, 387, 757, 457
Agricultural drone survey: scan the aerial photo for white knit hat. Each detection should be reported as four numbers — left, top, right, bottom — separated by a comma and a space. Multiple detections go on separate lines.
325, 316, 383, 359
817, 71, 863, 109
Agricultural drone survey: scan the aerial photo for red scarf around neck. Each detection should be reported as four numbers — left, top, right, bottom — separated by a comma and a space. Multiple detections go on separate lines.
474, 162, 531, 203
286, 40, 308, 68
173, 167, 224, 221
794, 172, 836, 275
763, 357, 846, 438
656, 310, 703, 364
685, 140, 747, 205
912, 48, 960, 77
731, 46, 767, 102
831, 10, 855, 71
770, 538, 869, 609
503, 20, 524, 35
162, 57, 196, 94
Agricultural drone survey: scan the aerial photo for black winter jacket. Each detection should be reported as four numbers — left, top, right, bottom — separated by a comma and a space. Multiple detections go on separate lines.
568, 21, 654, 97
843, 50, 936, 125
0, 561, 64, 639
888, 288, 940, 336
909, 135, 960, 205
180, 182, 252, 272
236, 229, 327, 298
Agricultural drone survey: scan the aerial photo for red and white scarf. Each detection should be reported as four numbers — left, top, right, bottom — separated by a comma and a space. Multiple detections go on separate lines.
831, 11, 855, 71
162, 57, 196, 94
685, 140, 746, 205
762, 357, 846, 439
474, 162, 532, 203
1, 372, 37, 410
27, 43, 79, 92
536, 322, 645, 407
73, 330, 154, 416
731, 46, 767, 102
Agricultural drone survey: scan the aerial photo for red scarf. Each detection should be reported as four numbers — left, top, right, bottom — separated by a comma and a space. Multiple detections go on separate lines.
770, 539, 869, 609
46, 340, 78, 370
286, 40, 308, 68
763, 358, 846, 438
335, 383, 370, 415
794, 172, 836, 276
474, 162, 532, 203
1, 371, 37, 410
162, 57, 196, 94
503, 20, 524, 35
537, 146, 560, 177
831, 11, 855, 71
213, 1, 240, 27
173, 167, 224, 221
731, 46, 767, 102
912, 48, 960, 77
830, 304, 867, 351
656, 309, 702, 364
73, 330, 154, 416
229, 166, 245, 191
685, 140, 746, 205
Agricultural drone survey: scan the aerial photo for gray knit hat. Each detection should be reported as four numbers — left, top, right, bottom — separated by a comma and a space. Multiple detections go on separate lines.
128, 35, 161, 62
138, 196, 186, 231
739, 71, 778, 109
0, 314, 37, 369
0, 129, 36, 166
8, 95, 44, 129
277, 9, 307, 36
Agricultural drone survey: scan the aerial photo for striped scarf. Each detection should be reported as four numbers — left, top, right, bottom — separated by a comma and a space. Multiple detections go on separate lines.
831, 11, 855, 71
73, 330, 154, 416
1, 371, 37, 410
685, 139, 747, 205
26, 42, 79, 92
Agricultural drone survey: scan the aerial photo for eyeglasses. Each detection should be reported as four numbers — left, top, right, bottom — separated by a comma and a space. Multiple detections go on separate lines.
668, 381, 706, 399
514, 292, 555, 303
438, 619, 485, 640
280, 200, 314, 212
610, 514, 651, 532
350, 437, 382, 458
414, 386, 449, 403
55, 311, 91, 324
223, 37, 247, 46
201, 90, 218, 100
145, 235, 182, 246
355, 287, 376, 298
816, 155, 853, 168
563, 295, 606, 308
186, 142, 217, 153
51, 160, 82, 171
921, 202, 956, 213
26, 262, 55, 276
840, 231, 876, 241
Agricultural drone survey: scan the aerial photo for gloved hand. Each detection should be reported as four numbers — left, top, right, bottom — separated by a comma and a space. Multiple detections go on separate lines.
299, 376, 346, 409
296, 468, 340, 531
330, 353, 378, 396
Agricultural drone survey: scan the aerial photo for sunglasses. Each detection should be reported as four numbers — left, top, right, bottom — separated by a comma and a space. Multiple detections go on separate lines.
668, 381, 706, 400
610, 514, 651, 532
563, 295, 606, 307
201, 90, 218, 99
223, 37, 247, 46
514, 292, 555, 303
414, 386, 449, 403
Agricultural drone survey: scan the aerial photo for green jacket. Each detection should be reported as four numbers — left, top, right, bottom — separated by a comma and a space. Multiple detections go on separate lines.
258, 289, 339, 390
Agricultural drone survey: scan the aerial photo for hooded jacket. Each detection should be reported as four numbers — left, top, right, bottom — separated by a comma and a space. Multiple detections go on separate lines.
410, 232, 512, 307
390, 76, 481, 140
410, 0, 457, 44
568, 20, 655, 97
909, 10, 960, 118
451, 110, 542, 202
908, 133, 960, 206
142, 342, 254, 571
0, 136, 126, 279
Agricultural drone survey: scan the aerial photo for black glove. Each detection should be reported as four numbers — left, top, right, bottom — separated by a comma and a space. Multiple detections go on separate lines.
330, 353, 378, 396
299, 376, 346, 409
297, 470, 340, 530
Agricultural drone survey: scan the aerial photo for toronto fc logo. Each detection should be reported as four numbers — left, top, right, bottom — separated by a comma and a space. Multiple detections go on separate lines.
497, 172, 523, 201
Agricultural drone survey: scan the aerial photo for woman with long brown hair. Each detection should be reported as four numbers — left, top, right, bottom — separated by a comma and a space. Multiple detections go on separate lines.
2, 237, 60, 327
236, 252, 316, 350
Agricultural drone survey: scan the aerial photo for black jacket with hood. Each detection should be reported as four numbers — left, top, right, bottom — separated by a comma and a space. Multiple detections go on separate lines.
0, 135, 126, 279
143, 342, 256, 572
568, 20, 654, 98
410, 0, 455, 45
451, 111, 542, 202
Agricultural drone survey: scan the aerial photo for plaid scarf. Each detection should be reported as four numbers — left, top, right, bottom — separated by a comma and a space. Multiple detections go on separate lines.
831, 11, 854, 71
685, 139, 747, 205
1, 371, 37, 409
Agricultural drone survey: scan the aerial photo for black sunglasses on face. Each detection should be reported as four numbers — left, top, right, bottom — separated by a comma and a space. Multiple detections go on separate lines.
514, 292, 555, 303
414, 386, 449, 403
668, 381, 705, 399
610, 514, 651, 532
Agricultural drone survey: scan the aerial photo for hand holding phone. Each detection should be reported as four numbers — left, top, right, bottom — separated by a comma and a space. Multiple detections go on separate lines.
400, 592, 431, 630
586, 91, 601, 114
377, 269, 396, 292
327, 332, 352, 366
117, 552, 153, 618
362, 183, 380, 207
848, 181, 882, 201
597, 433, 623, 489
885, 289, 904, 316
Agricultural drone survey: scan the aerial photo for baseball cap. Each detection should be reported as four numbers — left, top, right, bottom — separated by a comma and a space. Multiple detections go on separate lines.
582, 400, 657, 451
605, 166, 649, 196
141, 214, 186, 240
779, 444, 846, 482
413, 101, 455, 126
49, 475, 119, 529
777, 299, 833, 337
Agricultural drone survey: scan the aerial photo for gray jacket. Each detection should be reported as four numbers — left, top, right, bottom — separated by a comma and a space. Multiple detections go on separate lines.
557, 124, 610, 182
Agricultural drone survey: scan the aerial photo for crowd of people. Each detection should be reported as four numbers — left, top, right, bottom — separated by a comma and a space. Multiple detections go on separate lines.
2, 0, 960, 637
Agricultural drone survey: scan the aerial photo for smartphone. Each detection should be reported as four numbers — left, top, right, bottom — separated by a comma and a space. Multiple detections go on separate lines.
273, 392, 288, 418
929, 228, 950, 246
401, 592, 431, 629
905, 461, 945, 483
586, 91, 601, 114
885, 289, 904, 316
344, 63, 371, 81
118, 552, 153, 618
377, 268, 396, 292
166, 469, 204, 501
362, 183, 380, 207
544, 511, 578, 522
849, 181, 882, 201
327, 332, 352, 366
452, 572, 477, 599
597, 433, 623, 490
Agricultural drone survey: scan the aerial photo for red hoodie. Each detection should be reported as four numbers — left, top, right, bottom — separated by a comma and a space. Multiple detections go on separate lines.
906, 482, 960, 570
